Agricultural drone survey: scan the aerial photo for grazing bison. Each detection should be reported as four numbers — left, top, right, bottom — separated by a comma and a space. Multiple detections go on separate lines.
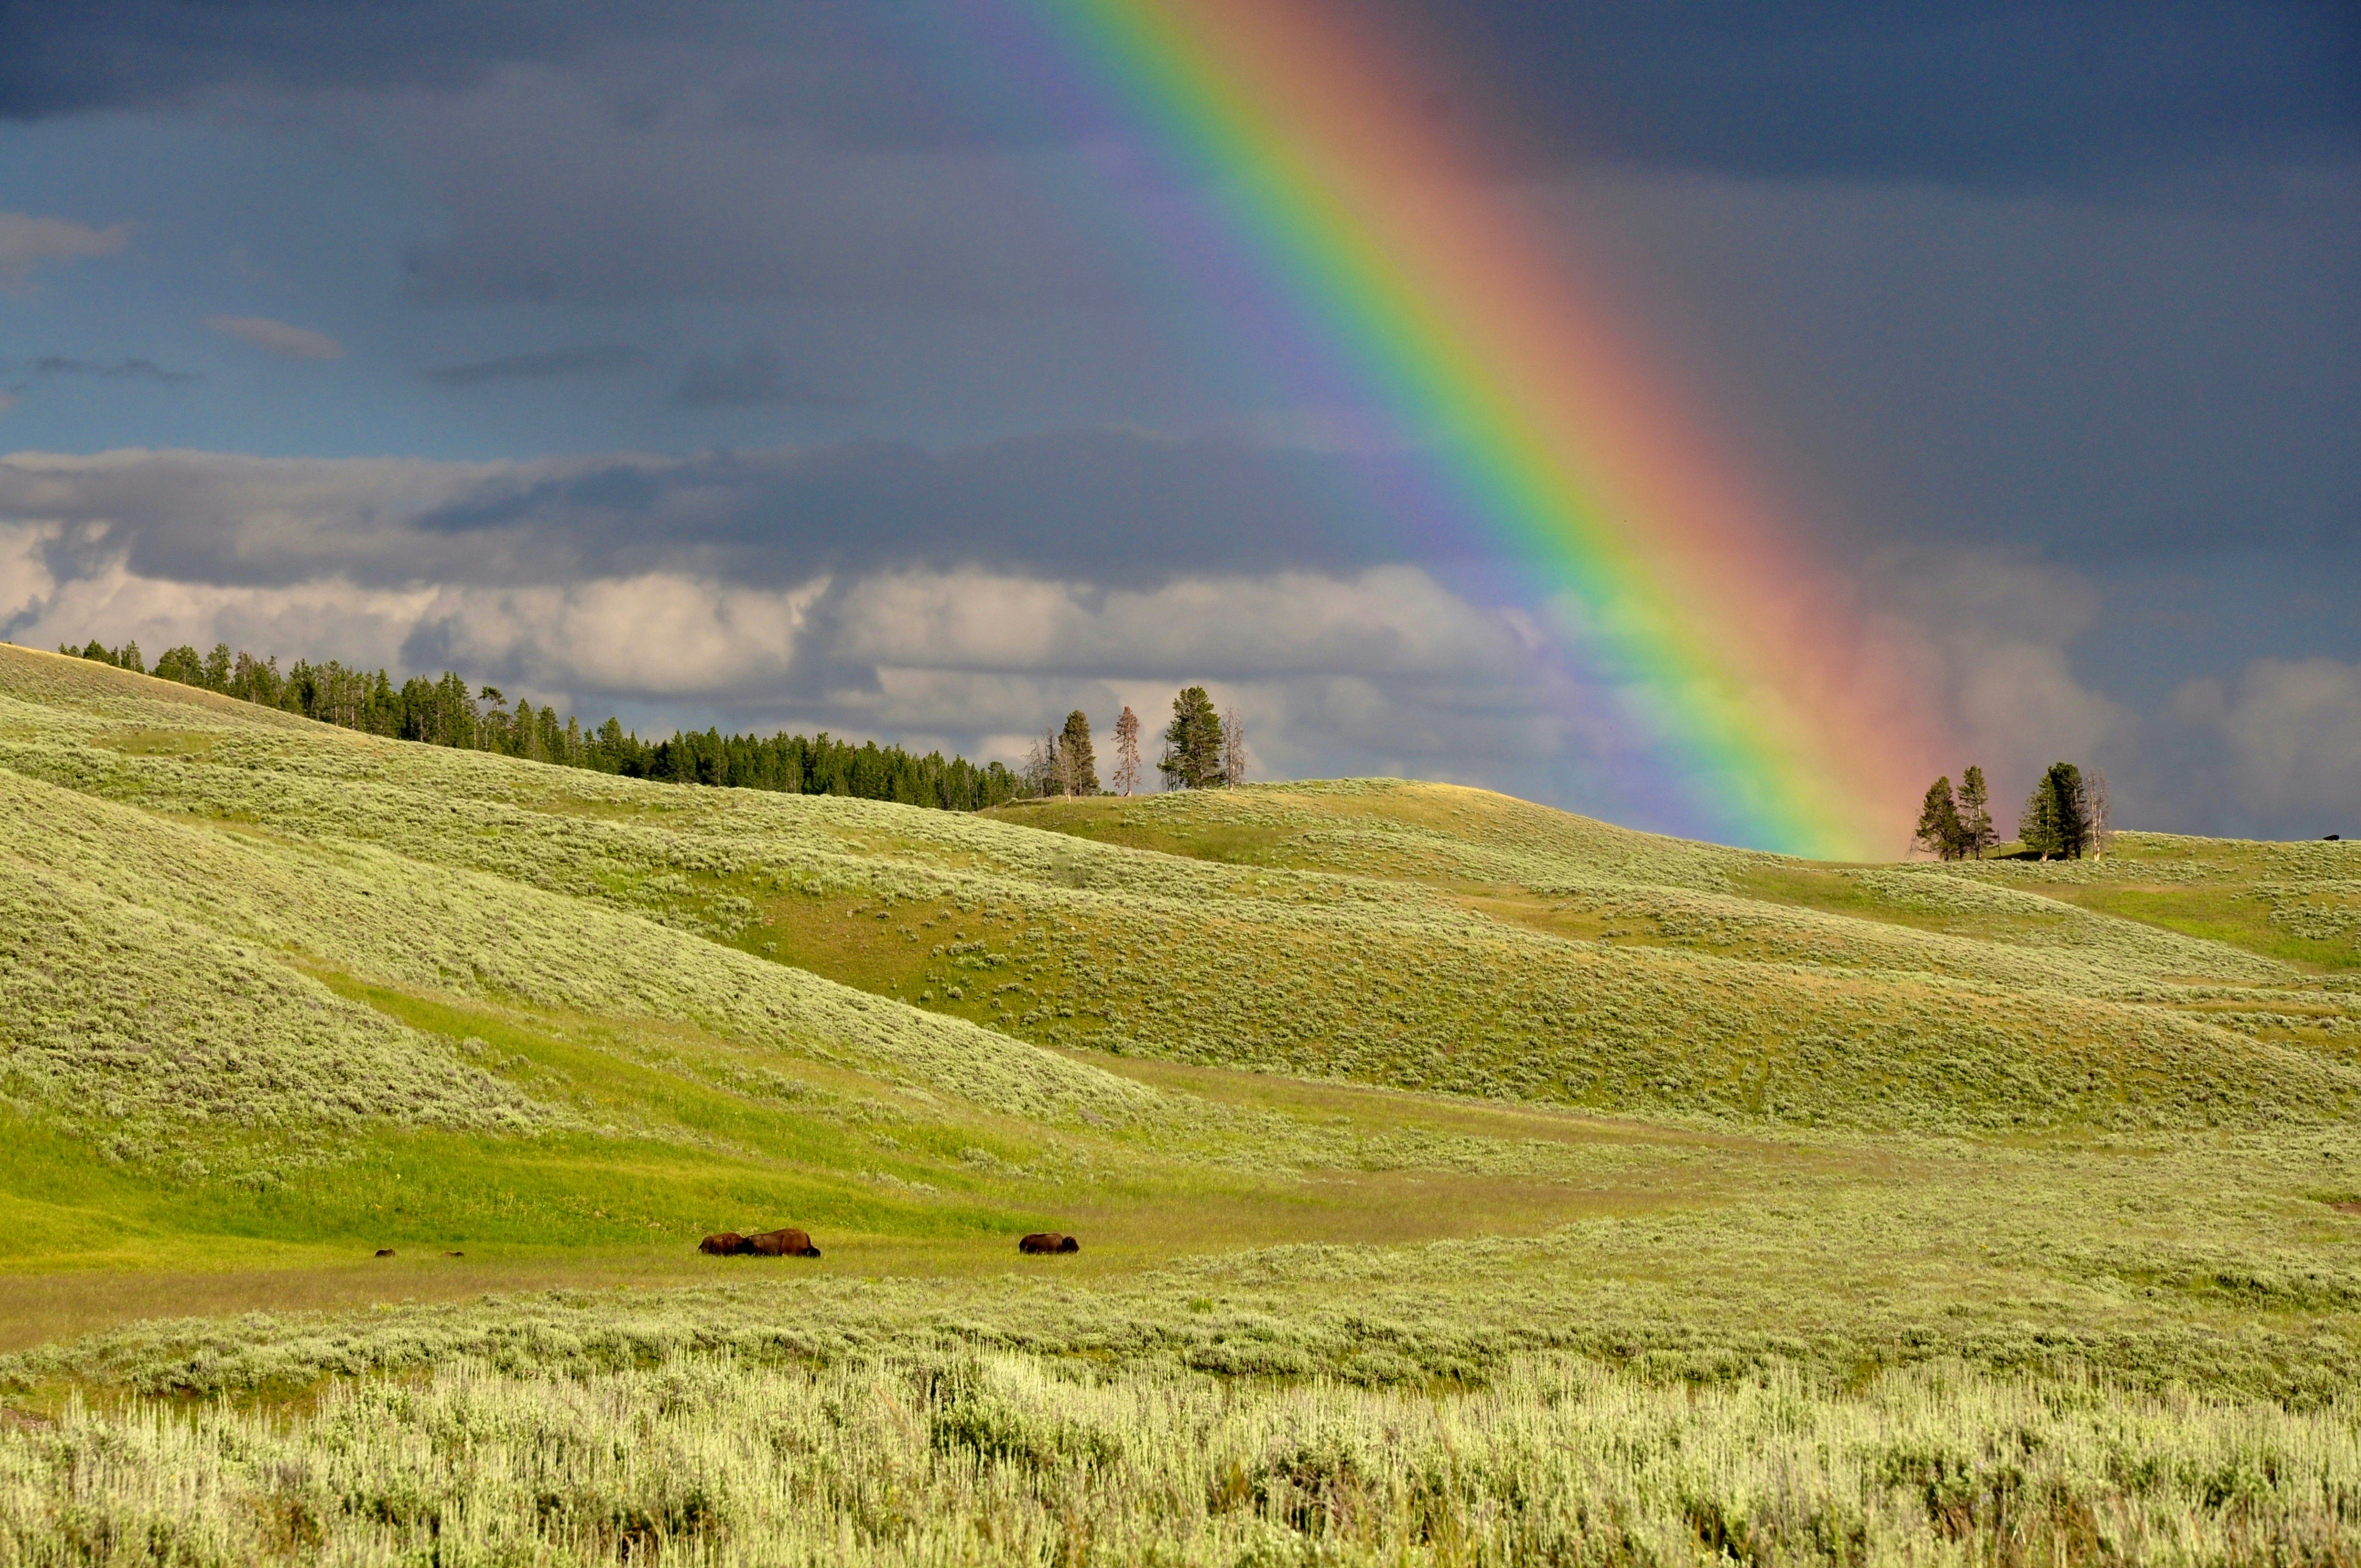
373, 1248, 396, 1257
746, 1227, 821, 1257
1018, 1233, 1079, 1254
698, 1232, 753, 1255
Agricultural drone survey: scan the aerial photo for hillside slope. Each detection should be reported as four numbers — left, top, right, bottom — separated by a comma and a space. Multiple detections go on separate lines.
5, 644, 2354, 1158
7, 644, 2361, 1562
0, 641, 2354, 1280
0, 646, 1762, 1290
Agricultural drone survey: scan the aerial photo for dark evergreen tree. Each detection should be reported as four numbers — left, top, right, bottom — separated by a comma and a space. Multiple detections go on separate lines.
1914, 776, 1964, 860
1158, 685, 1226, 790
1058, 710, 1099, 796
153, 645, 205, 685
1956, 765, 1995, 859
2019, 762, 2091, 859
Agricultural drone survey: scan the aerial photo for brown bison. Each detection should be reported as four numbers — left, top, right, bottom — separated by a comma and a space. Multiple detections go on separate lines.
698, 1232, 753, 1255
746, 1228, 822, 1257
1018, 1233, 1079, 1254
373, 1248, 396, 1257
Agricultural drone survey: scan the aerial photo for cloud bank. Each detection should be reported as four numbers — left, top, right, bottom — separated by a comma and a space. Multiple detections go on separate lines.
2, 445, 2350, 840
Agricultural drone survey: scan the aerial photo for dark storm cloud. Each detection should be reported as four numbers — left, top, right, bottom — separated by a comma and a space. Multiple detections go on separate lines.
0, 0, 576, 117
0, 1, 1036, 150
405, 433, 1417, 584
388, 75, 1121, 310
671, 343, 840, 409
0, 431, 1420, 593
1532, 165, 2361, 570
423, 345, 642, 388
1383, 1, 2360, 187
7, 2, 2348, 189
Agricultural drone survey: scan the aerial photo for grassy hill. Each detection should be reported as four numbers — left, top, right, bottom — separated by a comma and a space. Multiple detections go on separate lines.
3, 641, 2359, 1563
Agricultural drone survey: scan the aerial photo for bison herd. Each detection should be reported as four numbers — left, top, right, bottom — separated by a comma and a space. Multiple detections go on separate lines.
694, 1227, 1081, 1257
699, 1228, 821, 1257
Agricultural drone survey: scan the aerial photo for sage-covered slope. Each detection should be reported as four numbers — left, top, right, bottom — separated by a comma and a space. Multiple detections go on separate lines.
12, 645, 2361, 1567
4, 642, 2358, 1156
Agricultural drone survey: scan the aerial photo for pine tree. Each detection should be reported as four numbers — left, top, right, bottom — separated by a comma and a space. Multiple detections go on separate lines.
1914, 776, 1963, 859
1111, 706, 1141, 797
153, 645, 205, 685
2019, 762, 2091, 859
1058, 710, 1099, 796
2018, 781, 2055, 858
1158, 686, 1225, 789
1956, 765, 1995, 859
2049, 763, 2091, 858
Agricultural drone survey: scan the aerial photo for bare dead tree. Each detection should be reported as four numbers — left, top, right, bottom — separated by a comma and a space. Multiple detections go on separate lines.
1111, 705, 1141, 796
1221, 706, 1248, 787
1022, 729, 1058, 798
2086, 767, 2111, 858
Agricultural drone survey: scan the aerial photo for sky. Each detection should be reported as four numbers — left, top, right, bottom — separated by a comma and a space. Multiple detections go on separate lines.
1, 0, 2355, 846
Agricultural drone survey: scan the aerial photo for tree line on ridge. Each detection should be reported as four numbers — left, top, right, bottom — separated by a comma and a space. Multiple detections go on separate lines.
55, 638, 1257, 812
58, 638, 1022, 810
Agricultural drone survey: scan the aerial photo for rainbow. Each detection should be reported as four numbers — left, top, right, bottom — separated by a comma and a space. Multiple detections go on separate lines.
1005, 0, 1944, 856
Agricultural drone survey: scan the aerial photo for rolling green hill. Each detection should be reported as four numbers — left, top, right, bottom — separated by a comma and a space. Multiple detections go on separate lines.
3, 641, 2359, 1564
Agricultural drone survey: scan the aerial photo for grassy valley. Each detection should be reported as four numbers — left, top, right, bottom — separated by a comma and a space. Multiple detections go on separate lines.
2, 642, 2359, 1563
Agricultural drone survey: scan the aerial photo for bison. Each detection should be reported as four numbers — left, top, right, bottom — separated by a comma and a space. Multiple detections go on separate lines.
746, 1227, 821, 1257
698, 1232, 753, 1255
1018, 1233, 1079, 1254
373, 1248, 396, 1258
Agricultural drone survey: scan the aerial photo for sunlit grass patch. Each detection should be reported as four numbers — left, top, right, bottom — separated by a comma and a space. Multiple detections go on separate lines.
13, 1353, 2360, 1565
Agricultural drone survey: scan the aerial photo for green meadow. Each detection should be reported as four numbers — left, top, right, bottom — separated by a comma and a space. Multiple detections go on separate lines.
2, 641, 2359, 1564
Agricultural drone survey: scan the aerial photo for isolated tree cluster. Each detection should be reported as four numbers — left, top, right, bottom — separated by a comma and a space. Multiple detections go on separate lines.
2019, 761, 2109, 861
1914, 760, 2109, 861
1912, 765, 1996, 861
1022, 685, 1251, 798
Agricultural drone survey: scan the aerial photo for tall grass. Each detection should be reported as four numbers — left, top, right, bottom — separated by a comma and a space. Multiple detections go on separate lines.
6, 1353, 2357, 1565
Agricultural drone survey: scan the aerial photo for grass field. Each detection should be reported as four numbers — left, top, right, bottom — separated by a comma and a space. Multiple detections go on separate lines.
2, 643, 2358, 1564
